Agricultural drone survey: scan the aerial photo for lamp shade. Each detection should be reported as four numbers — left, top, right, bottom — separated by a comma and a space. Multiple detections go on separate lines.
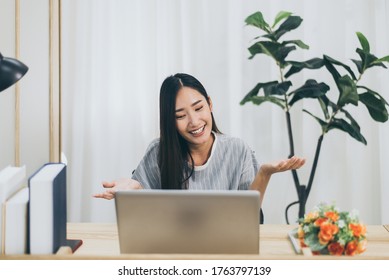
0, 52, 29, 93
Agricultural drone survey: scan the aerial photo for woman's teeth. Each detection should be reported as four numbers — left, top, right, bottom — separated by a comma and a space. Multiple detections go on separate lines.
191, 126, 204, 135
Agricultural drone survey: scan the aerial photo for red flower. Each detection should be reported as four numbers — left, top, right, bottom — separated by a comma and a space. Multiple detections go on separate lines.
328, 242, 344, 255
345, 240, 359, 256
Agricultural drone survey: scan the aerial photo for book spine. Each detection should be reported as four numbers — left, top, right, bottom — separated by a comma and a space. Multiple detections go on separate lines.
52, 166, 67, 253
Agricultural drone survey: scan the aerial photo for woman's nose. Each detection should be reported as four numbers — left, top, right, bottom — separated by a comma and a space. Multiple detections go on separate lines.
188, 112, 200, 126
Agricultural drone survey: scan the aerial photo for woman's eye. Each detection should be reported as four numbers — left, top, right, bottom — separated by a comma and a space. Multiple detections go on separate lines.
195, 106, 203, 111
176, 115, 185, 119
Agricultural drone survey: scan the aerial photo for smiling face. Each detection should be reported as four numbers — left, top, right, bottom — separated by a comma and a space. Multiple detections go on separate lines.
175, 86, 214, 150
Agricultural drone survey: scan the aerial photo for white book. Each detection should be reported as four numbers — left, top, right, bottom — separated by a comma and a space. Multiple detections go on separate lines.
3, 187, 29, 254
28, 163, 67, 254
0, 165, 26, 254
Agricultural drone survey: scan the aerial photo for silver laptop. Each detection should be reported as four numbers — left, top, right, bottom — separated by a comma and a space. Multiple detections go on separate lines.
115, 190, 260, 254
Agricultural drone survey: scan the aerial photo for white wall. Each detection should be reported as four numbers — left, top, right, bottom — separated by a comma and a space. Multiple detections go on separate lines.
0, 0, 17, 170
61, 0, 389, 224
0, 0, 51, 180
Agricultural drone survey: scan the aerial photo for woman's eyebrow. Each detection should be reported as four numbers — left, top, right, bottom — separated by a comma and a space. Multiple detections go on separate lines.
175, 100, 203, 112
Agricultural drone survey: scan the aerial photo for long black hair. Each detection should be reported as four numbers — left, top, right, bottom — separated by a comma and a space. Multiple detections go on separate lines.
158, 73, 221, 189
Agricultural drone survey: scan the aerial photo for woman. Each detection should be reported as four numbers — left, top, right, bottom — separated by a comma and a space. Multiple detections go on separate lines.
94, 73, 305, 207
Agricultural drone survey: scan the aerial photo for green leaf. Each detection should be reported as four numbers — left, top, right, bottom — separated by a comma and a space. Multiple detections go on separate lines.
375, 55, 389, 63
273, 16, 303, 40
288, 79, 330, 106
263, 81, 293, 96
359, 91, 389, 122
248, 41, 296, 66
272, 11, 293, 28
337, 75, 359, 107
356, 48, 386, 72
283, 40, 309, 50
351, 59, 363, 74
284, 58, 325, 78
303, 109, 328, 131
323, 55, 357, 81
240, 81, 278, 104
323, 55, 341, 81
262, 33, 277, 41
245, 11, 270, 32
356, 32, 370, 53
304, 233, 326, 251
318, 97, 330, 119
240, 81, 292, 109
242, 95, 286, 109
341, 108, 361, 132
327, 118, 367, 144
319, 95, 338, 112
357, 85, 389, 105
370, 60, 388, 68
318, 95, 338, 120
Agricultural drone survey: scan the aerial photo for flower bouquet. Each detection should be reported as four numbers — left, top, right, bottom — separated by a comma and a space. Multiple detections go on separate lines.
295, 203, 367, 255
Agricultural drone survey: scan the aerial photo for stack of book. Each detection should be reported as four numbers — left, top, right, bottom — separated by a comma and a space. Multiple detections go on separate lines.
0, 163, 82, 255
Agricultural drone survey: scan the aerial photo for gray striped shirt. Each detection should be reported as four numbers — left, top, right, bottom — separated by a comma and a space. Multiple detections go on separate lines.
132, 133, 259, 190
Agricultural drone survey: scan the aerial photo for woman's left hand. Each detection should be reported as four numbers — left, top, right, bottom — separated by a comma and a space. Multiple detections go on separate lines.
261, 155, 306, 176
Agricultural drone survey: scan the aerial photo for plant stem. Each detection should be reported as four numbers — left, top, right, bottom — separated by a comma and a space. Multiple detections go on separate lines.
286, 111, 295, 155
286, 111, 301, 189
282, 63, 305, 222
285, 108, 306, 222
305, 135, 324, 198
298, 184, 307, 219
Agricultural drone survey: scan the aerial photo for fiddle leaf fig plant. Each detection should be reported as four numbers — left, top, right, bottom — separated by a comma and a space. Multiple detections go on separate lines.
241, 11, 389, 223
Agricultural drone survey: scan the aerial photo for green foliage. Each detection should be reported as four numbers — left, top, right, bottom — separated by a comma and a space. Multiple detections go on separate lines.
241, 11, 389, 221
241, 10, 389, 143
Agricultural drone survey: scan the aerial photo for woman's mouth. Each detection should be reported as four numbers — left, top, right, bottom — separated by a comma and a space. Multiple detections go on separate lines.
190, 125, 205, 136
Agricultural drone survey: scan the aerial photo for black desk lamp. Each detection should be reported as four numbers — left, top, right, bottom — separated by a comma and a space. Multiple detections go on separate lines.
0, 52, 28, 92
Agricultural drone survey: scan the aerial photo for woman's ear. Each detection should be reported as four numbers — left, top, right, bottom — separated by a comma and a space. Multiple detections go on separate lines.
208, 96, 213, 112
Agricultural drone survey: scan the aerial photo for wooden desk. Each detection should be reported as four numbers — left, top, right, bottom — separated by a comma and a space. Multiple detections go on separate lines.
64, 223, 389, 259
2, 224, 388, 259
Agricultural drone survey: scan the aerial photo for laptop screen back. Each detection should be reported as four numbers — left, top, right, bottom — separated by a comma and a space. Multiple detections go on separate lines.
115, 190, 260, 254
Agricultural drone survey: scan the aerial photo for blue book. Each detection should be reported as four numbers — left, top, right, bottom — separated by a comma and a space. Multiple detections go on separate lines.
28, 163, 82, 254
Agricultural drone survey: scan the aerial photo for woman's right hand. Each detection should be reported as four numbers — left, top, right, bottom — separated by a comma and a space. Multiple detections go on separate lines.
93, 178, 142, 200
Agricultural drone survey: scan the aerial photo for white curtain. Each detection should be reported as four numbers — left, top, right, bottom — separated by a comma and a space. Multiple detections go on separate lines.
62, 0, 389, 224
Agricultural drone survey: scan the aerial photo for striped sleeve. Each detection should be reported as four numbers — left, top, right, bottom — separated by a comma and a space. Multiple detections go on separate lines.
131, 139, 161, 189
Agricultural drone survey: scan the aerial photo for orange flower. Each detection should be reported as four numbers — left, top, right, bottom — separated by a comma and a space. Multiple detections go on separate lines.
304, 211, 319, 223
325, 211, 339, 222
357, 239, 367, 254
300, 239, 307, 248
328, 242, 344, 255
318, 222, 339, 245
314, 217, 328, 227
345, 240, 358, 256
349, 223, 366, 238
297, 226, 305, 239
